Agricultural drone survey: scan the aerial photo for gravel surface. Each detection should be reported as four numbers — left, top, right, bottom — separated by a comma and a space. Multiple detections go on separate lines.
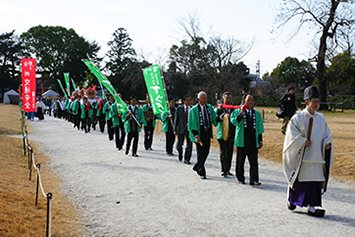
29, 116, 355, 236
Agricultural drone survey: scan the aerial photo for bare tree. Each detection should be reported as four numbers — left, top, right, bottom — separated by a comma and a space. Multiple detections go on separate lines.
274, 0, 355, 109
205, 35, 254, 93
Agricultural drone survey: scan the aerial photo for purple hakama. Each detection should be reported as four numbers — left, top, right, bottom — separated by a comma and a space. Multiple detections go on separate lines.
289, 181, 322, 207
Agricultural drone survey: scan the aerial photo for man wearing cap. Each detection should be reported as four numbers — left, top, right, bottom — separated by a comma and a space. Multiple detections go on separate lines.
283, 86, 334, 217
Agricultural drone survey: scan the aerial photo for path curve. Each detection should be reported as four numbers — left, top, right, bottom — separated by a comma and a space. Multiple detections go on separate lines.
29, 116, 355, 236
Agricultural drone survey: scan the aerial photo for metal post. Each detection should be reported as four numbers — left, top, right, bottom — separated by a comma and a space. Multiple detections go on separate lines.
21, 110, 26, 155
35, 164, 41, 206
29, 148, 33, 181
46, 193, 53, 237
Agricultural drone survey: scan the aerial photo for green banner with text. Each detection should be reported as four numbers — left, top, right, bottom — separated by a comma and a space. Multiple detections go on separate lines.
142, 65, 168, 115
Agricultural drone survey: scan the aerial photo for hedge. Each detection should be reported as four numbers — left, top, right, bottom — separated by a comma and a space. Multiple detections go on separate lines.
231, 95, 355, 110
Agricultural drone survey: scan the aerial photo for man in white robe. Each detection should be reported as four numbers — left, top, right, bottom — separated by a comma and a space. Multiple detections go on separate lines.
283, 86, 334, 217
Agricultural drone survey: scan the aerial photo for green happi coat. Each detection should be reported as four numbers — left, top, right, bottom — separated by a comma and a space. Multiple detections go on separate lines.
103, 101, 112, 121
95, 100, 104, 117
188, 103, 217, 143
109, 103, 121, 126
230, 108, 264, 148
65, 100, 70, 111
161, 108, 176, 132
71, 100, 79, 115
80, 102, 94, 119
122, 106, 145, 133
142, 104, 161, 127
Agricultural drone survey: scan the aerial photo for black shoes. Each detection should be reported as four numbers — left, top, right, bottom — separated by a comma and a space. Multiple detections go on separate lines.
250, 181, 261, 186
184, 160, 191, 164
287, 202, 296, 211
200, 175, 206, 179
308, 209, 325, 217
178, 155, 182, 161
238, 181, 246, 185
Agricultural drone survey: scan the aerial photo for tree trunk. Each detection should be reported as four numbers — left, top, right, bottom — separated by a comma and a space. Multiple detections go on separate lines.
317, 33, 328, 110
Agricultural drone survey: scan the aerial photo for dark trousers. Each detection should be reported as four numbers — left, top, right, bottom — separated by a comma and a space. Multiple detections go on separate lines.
92, 114, 97, 130
98, 115, 106, 133
74, 114, 80, 130
236, 147, 259, 184
126, 131, 139, 155
218, 139, 234, 173
114, 125, 125, 149
107, 119, 114, 140
166, 129, 175, 154
193, 137, 211, 177
176, 130, 192, 162
144, 125, 154, 149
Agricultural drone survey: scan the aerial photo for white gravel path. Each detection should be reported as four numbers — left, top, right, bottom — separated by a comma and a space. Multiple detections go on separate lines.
29, 115, 355, 236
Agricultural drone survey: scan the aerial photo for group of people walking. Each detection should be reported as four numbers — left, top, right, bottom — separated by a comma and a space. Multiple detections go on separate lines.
40, 86, 333, 218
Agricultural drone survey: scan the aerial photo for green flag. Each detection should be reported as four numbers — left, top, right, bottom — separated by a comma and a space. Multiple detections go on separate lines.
142, 65, 168, 115
63, 73, 71, 96
71, 78, 78, 92
82, 59, 127, 113
57, 79, 68, 98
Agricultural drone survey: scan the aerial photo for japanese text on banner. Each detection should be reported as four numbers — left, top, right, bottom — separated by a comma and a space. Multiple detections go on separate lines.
142, 65, 168, 115
21, 58, 36, 112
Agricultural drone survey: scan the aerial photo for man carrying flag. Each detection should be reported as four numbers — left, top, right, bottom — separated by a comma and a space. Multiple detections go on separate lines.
122, 95, 145, 157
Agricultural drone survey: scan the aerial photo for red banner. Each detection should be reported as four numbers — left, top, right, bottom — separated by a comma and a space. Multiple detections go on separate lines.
21, 58, 36, 112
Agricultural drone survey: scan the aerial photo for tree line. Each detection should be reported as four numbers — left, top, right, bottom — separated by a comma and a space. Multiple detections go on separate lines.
1, 1, 355, 104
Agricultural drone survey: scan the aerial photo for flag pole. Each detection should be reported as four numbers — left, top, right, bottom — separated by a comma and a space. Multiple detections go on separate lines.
84, 56, 141, 127
86, 54, 107, 100
160, 66, 174, 127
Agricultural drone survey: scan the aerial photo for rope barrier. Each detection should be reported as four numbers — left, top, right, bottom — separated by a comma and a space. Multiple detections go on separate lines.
20, 113, 52, 236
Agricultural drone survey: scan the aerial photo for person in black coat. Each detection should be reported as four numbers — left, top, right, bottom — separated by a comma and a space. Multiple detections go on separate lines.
279, 86, 297, 135
174, 95, 192, 164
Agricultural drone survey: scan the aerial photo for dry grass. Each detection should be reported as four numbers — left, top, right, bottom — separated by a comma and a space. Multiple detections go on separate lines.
0, 104, 83, 236
156, 107, 355, 182
257, 107, 355, 182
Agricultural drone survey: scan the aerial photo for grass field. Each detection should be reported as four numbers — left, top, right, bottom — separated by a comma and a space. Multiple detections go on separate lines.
0, 104, 82, 236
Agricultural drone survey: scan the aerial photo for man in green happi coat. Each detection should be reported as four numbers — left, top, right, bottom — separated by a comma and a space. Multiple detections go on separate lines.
103, 95, 115, 141
142, 96, 160, 151
188, 91, 217, 179
80, 96, 94, 133
230, 94, 264, 186
122, 96, 145, 157
95, 98, 106, 133
109, 100, 125, 151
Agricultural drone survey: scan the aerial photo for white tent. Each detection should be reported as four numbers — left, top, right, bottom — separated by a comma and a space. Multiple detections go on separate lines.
42, 89, 58, 98
3, 89, 20, 104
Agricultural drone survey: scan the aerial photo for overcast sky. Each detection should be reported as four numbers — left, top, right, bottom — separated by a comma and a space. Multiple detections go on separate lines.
1, 0, 315, 76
